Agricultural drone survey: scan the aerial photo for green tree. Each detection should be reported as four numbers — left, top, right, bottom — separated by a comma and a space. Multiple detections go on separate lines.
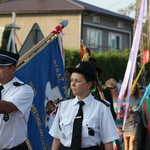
118, 3, 136, 17
65, 49, 131, 83
0, 0, 6, 2
143, 20, 148, 50
0, 26, 11, 51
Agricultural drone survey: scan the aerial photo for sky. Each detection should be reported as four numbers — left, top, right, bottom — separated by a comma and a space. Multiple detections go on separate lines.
78, 0, 147, 19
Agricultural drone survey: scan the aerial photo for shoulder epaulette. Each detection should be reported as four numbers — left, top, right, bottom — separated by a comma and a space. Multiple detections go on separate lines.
13, 82, 25, 86
96, 98, 110, 107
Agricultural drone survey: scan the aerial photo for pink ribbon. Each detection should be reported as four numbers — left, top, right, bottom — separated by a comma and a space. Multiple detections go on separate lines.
118, 0, 146, 130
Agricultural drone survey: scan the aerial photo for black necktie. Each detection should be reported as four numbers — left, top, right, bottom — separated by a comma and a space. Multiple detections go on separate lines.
0, 86, 9, 122
71, 101, 84, 150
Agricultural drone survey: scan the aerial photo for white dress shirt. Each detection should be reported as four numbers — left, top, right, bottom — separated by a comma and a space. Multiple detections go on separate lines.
0, 77, 34, 149
49, 93, 119, 148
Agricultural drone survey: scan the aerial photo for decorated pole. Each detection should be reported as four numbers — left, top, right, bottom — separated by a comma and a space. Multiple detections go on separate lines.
16, 20, 68, 150
147, 0, 150, 57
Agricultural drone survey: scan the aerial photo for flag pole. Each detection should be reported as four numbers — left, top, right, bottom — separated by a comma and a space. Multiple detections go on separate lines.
17, 20, 68, 70
147, 0, 150, 60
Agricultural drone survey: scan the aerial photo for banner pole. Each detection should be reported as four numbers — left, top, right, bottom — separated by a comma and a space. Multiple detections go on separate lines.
17, 20, 68, 70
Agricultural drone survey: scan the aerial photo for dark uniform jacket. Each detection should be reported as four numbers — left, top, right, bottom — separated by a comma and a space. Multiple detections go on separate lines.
136, 108, 150, 150
91, 85, 116, 120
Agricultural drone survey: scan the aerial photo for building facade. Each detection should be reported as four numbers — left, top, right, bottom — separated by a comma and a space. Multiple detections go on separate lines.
0, 0, 134, 52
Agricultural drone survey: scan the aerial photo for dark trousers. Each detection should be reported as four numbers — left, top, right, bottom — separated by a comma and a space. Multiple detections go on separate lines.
3, 141, 28, 150
60, 144, 99, 150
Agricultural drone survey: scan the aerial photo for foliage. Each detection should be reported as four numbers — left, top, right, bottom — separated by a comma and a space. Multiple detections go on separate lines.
92, 50, 130, 83
145, 62, 150, 83
0, 0, 8, 3
0, 26, 11, 51
65, 49, 147, 85
65, 49, 80, 84
65, 49, 80, 68
64, 49, 132, 83
117, 2, 146, 21
143, 20, 148, 50
118, 3, 136, 17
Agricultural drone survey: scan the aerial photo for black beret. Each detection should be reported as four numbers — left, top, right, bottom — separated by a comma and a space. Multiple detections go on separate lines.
67, 61, 96, 81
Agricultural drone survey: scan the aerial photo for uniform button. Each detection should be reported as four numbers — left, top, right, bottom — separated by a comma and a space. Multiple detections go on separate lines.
61, 133, 65, 138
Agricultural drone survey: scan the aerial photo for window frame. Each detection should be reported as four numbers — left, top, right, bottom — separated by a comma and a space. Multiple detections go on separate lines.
108, 32, 122, 51
86, 28, 102, 52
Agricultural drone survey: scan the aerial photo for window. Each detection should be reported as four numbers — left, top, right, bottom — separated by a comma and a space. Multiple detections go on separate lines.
0, 27, 4, 46
108, 32, 122, 51
92, 16, 100, 23
86, 28, 102, 52
117, 22, 124, 29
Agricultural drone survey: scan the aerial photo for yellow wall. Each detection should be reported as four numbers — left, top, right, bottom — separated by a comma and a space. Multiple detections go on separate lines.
0, 13, 82, 51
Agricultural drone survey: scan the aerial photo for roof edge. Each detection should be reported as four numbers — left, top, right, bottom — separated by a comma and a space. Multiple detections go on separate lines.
66, 0, 85, 9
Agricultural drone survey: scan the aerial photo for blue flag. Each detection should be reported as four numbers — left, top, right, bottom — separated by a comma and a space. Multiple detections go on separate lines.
16, 38, 68, 150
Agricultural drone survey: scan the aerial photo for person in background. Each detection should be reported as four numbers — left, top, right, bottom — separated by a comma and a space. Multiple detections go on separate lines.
0, 51, 34, 150
117, 79, 122, 94
136, 98, 150, 150
89, 58, 116, 120
105, 78, 125, 133
49, 61, 119, 150
123, 83, 141, 150
105, 78, 125, 149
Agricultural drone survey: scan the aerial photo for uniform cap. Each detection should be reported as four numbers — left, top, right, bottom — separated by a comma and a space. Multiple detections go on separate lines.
67, 61, 96, 81
0, 51, 19, 66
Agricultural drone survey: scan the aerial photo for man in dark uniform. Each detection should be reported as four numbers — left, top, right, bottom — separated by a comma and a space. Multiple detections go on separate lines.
89, 58, 116, 120
136, 99, 150, 150
89, 58, 123, 150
